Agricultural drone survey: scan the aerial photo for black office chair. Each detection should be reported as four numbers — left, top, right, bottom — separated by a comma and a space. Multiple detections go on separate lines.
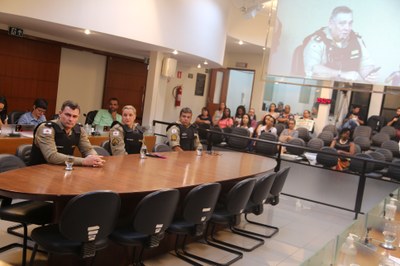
307, 138, 324, 150
227, 127, 250, 151
286, 137, 306, 155
381, 140, 400, 158
110, 189, 179, 265
29, 191, 121, 265
167, 183, 222, 266
15, 144, 32, 165
388, 159, 400, 181
366, 151, 387, 177
353, 125, 372, 139
152, 143, 172, 152
266, 166, 290, 206
92, 145, 110, 156
375, 148, 393, 163
296, 127, 311, 142
232, 172, 277, 238
367, 115, 385, 134
209, 127, 224, 146
0, 154, 54, 266
316, 147, 338, 168
100, 140, 112, 154
206, 178, 264, 252
317, 131, 334, 146
349, 153, 375, 174
371, 132, 390, 147
84, 110, 98, 125
322, 124, 338, 137
353, 136, 371, 152
380, 126, 397, 140
275, 123, 285, 136
8, 111, 25, 124
197, 123, 211, 141
254, 132, 278, 156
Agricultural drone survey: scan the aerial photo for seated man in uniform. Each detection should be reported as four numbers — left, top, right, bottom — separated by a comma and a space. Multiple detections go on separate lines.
166, 107, 200, 151
30, 100, 105, 167
109, 105, 143, 155
18, 98, 48, 126
93, 97, 122, 127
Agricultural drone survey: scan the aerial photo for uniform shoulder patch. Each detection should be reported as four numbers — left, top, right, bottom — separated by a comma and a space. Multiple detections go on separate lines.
171, 128, 178, 134
171, 134, 178, 141
43, 127, 52, 135
112, 130, 120, 136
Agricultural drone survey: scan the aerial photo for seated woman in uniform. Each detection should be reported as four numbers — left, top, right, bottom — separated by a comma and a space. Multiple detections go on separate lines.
109, 105, 143, 155
330, 128, 355, 171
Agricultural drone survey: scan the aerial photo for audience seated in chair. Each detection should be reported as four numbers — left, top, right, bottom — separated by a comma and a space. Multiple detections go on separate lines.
330, 128, 356, 171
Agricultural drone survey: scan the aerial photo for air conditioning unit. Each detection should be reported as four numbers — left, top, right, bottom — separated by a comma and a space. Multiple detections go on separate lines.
161, 58, 177, 77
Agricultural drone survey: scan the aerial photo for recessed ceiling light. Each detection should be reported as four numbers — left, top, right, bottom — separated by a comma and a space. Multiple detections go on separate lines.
84, 29, 91, 35
197, 64, 201, 68
262, 47, 266, 50
172, 50, 178, 55
203, 60, 208, 65
238, 40, 244, 45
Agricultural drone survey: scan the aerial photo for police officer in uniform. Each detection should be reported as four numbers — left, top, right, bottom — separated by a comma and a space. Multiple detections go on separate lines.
303, 6, 377, 82
109, 105, 143, 155
167, 107, 200, 151
30, 100, 105, 167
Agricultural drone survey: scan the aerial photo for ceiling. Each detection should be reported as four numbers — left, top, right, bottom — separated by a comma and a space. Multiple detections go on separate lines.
0, 3, 266, 68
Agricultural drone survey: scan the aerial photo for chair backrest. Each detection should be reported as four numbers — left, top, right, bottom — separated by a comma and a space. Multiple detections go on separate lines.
353, 136, 371, 151
322, 124, 338, 137
0, 154, 26, 173
367, 115, 385, 133
371, 132, 390, 147
275, 123, 286, 136
225, 178, 256, 215
380, 126, 397, 139
8, 111, 25, 124
307, 138, 324, 150
296, 127, 311, 142
209, 127, 224, 145
100, 140, 111, 154
182, 183, 221, 224
316, 147, 338, 168
349, 153, 375, 174
254, 132, 278, 155
227, 127, 250, 150
317, 131, 334, 146
381, 140, 400, 158
249, 172, 276, 205
375, 148, 393, 162
59, 191, 120, 243
93, 145, 110, 156
132, 189, 179, 235
15, 144, 32, 165
286, 137, 305, 155
366, 151, 386, 170
197, 123, 211, 140
270, 167, 290, 197
388, 159, 400, 180
353, 125, 372, 139
152, 143, 172, 152
84, 110, 98, 125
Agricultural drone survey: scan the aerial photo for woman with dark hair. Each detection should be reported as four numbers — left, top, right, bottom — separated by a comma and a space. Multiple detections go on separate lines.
330, 128, 355, 170
234, 105, 246, 126
266, 102, 280, 119
255, 114, 277, 137
195, 107, 212, 125
0, 96, 8, 129
218, 107, 234, 129
239, 114, 254, 136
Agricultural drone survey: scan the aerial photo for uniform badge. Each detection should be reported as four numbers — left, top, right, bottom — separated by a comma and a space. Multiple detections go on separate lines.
111, 138, 120, 146
43, 128, 52, 135
171, 134, 178, 141
112, 131, 119, 136
171, 128, 178, 134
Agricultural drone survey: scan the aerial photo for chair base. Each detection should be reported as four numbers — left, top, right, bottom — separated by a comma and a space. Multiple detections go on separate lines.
206, 222, 264, 252
231, 213, 279, 238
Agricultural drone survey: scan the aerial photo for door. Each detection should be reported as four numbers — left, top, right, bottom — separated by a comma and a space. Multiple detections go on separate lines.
206, 68, 229, 116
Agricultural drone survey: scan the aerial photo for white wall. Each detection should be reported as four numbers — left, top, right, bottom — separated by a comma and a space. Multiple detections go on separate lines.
56, 48, 106, 124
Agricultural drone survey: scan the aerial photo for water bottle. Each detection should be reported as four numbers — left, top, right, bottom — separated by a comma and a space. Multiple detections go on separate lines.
196, 144, 203, 156
140, 142, 147, 159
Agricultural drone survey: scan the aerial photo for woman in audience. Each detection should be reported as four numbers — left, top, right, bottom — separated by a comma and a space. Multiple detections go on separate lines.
265, 103, 280, 119
195, 107, 212, 125
239, 114, 254, 136
109, 105, 143, 155
298, 109, 315, 133
387, 106, 400, 140
234, 105, 246, 126
218, 107, 234, 129
0, 96, 8, 129
330, 128, 355, 170
279, 119, 298, 143
248, 107, 258, 129
255, 114, 277, 137
212, 102, 225, 126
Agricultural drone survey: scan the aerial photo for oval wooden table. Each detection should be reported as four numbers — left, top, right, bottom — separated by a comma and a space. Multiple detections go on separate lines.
0, 151, 276, 265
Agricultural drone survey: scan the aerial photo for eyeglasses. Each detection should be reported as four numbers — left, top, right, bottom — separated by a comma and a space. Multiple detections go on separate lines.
36, 108, 47, 113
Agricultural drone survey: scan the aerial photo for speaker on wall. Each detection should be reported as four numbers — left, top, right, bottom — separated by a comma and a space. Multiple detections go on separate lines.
161, 58, 177, 77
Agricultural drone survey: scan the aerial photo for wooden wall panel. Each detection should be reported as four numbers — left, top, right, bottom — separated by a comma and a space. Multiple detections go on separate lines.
103, 56, 148, 121
0, 32, 61, 118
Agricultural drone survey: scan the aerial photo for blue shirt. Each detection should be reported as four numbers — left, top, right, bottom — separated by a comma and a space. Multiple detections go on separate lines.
17, 112, 46, 126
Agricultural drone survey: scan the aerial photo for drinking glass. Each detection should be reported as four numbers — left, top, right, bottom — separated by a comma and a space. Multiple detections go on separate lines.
65, 156, 74, 171
381, 223, 397, 250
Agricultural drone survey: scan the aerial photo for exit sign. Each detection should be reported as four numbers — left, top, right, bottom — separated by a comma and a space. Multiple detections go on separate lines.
8, 26, 24, 37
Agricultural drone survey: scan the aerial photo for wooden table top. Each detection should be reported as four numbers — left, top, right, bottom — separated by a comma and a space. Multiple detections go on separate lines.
0, 151, 276, 201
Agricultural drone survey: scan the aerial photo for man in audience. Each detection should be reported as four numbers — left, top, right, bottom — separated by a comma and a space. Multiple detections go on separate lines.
341, 104, 365, 132
166, 107, 200, 151
18, 98, 48, 126
93, 97, 122, 127
277, 105, 294, 126
29, 100, 105, 167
